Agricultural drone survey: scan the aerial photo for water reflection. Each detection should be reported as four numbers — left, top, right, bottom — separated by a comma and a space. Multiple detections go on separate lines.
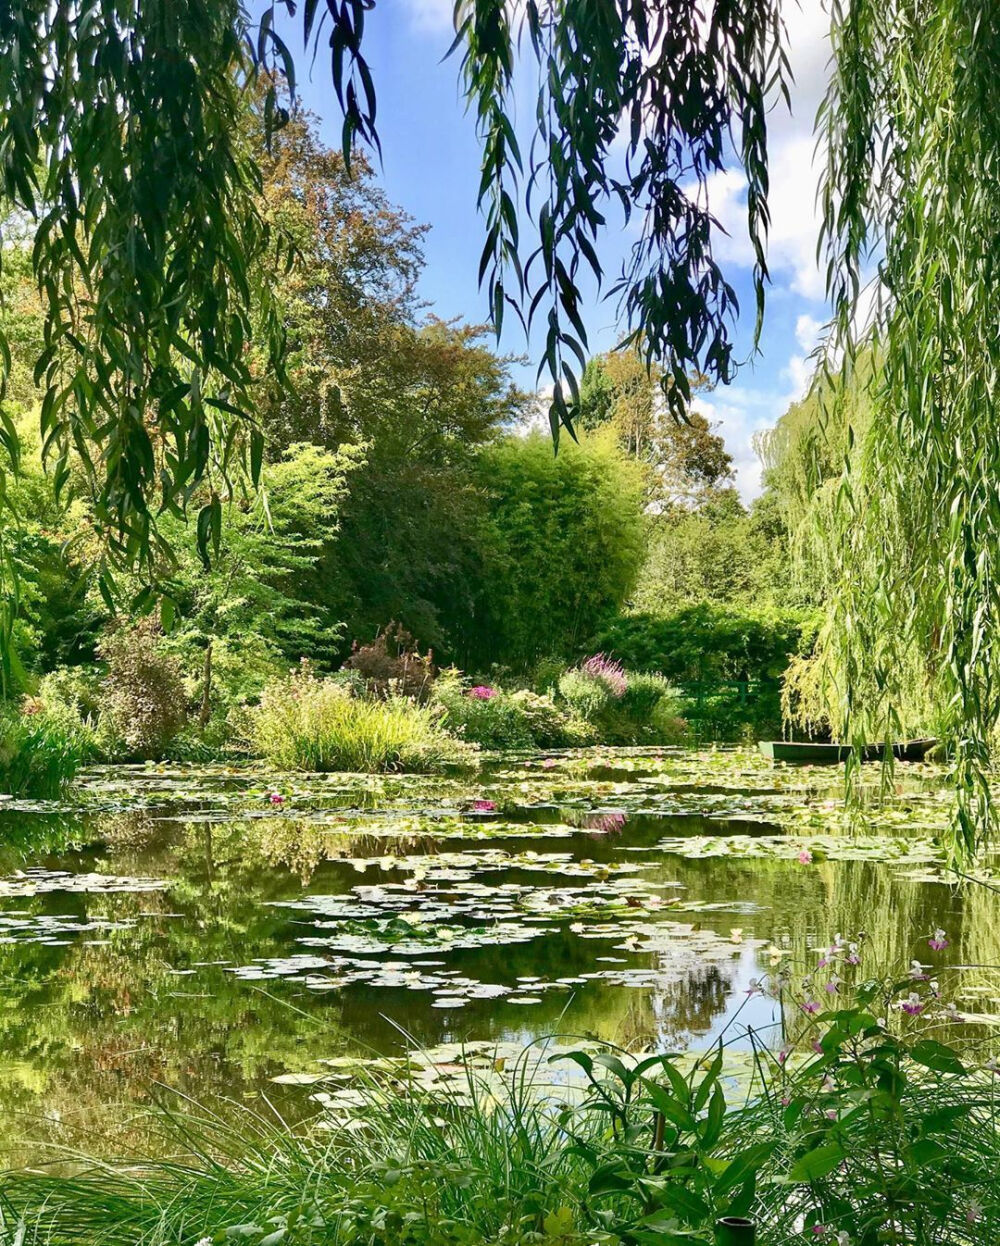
0, 751, 995, 1163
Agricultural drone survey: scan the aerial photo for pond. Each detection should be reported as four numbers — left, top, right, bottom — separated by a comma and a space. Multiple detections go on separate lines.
1, 746, 997, 1163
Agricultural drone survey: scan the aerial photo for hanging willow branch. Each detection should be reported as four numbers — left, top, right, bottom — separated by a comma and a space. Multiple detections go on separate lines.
819, 0, 1000, 854
453, 0, 790, 439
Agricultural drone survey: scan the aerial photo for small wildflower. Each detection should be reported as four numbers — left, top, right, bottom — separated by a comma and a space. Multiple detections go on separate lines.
777, 1049, 788, 1065
928, 928, 949, 951
900, 993, 925, 1016
846, 942, 861, 965
798, 848, 813, 864
811, 1227, 827, 1238
746, 978, 764, 996
910, 960, 928, 980
825, 1109, 838, 1120
801, 999, 821, 1015
825, 975, 842, 994
943, 1000, 962, 1021
781, 1094, 791, 1106
812, 1040, 824, 1054
467, 685, 497, 700
966, 1201, 983, 1225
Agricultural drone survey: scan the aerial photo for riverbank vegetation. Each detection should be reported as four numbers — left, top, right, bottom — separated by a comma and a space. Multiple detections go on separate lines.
5, 932, 996, 1246
0, 104, 816, 792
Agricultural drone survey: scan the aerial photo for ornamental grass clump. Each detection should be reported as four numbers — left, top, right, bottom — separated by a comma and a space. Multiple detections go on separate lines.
0, 707, 89, 797
248, 662, 469, 773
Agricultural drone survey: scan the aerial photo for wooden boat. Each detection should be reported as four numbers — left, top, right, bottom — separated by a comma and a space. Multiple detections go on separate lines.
757, 740, 852, 763
758, 738, 937, 764
860, 737, 938, 762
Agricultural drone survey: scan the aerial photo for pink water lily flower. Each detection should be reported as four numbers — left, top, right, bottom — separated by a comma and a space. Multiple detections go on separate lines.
268, 792, 285, 805
472, 799, 497, 811
798, 848, 813, 864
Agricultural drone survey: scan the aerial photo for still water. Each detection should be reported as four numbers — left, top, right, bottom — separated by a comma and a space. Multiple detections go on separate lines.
0, 748, 995, 1160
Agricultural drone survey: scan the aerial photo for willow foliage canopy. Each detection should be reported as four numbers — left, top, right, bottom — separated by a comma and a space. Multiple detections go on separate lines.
816, 0, 1000, 853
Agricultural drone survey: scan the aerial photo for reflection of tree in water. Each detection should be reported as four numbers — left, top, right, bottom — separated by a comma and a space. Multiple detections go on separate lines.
648, 962, 734, 1049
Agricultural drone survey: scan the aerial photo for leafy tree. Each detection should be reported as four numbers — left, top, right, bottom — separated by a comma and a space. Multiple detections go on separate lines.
310, 320, 525, 657
154, 442, 362, 717
814, 0, 1000, 849
470, 429, 646, 667
0, 0, 789, 628
635, 488, 795, 615
579, 348, 733, 505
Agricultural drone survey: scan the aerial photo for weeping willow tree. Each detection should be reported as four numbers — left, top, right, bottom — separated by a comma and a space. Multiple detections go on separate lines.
807, 0, 1000, 853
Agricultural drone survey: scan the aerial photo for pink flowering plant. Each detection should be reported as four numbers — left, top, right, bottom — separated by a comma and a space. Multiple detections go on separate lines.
558, 928, 1000, 1246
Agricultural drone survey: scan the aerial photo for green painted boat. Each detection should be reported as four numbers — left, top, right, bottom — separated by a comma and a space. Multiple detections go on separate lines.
758, 738, 938, 764
758, 740, 852, 763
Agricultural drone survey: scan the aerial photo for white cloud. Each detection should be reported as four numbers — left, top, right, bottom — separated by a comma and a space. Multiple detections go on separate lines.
402, 0, 454, 31
699, 0, 832, 301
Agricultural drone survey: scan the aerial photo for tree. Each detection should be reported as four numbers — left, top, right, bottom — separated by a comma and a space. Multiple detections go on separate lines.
578, 349, 733, 505
0, 0, 789, 618
307, 320, 526, 659
815, 0, 1000, 851
470, 429, 646, 667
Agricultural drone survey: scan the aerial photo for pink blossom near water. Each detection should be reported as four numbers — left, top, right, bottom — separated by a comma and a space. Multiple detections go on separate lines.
467, 685, 497, 700
472, 799, 497, 811
580, 653, 628, 698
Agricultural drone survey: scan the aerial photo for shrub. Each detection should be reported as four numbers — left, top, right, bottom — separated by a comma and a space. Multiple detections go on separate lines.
0, 708, 88, 796
433, 671, 534, 750
592, 605, 821, 741
36, 665, 103, 726
344, 622, 436, 701
559, 661, 684, 744
508, 689, 594, 747
248, 663, 468, 772
97, 620, 188, 760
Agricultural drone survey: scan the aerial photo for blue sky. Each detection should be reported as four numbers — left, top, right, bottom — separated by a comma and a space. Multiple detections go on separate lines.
280, 0, 834, 498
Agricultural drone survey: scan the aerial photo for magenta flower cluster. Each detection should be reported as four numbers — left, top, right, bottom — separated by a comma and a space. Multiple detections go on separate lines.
466, 685, 497, 700
581, 653, 627, 698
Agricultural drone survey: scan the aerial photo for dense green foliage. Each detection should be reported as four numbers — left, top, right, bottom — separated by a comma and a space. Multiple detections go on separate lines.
471, 431, 646, 668
0, 0, 790, 655
247, 664, 468, 774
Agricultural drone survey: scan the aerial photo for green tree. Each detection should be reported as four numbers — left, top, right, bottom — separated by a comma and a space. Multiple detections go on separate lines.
579, 350, 733, 505
470, 429, 646, 667
0, 0, 789, 627
310, 321, 525, 658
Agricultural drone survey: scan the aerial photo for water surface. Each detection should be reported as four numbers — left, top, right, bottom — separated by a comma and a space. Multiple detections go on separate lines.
0, 748, 994, 1160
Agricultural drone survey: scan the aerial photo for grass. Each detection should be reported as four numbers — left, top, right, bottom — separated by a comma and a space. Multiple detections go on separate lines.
0, 710, 90, 797
248, 669, 471, 773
